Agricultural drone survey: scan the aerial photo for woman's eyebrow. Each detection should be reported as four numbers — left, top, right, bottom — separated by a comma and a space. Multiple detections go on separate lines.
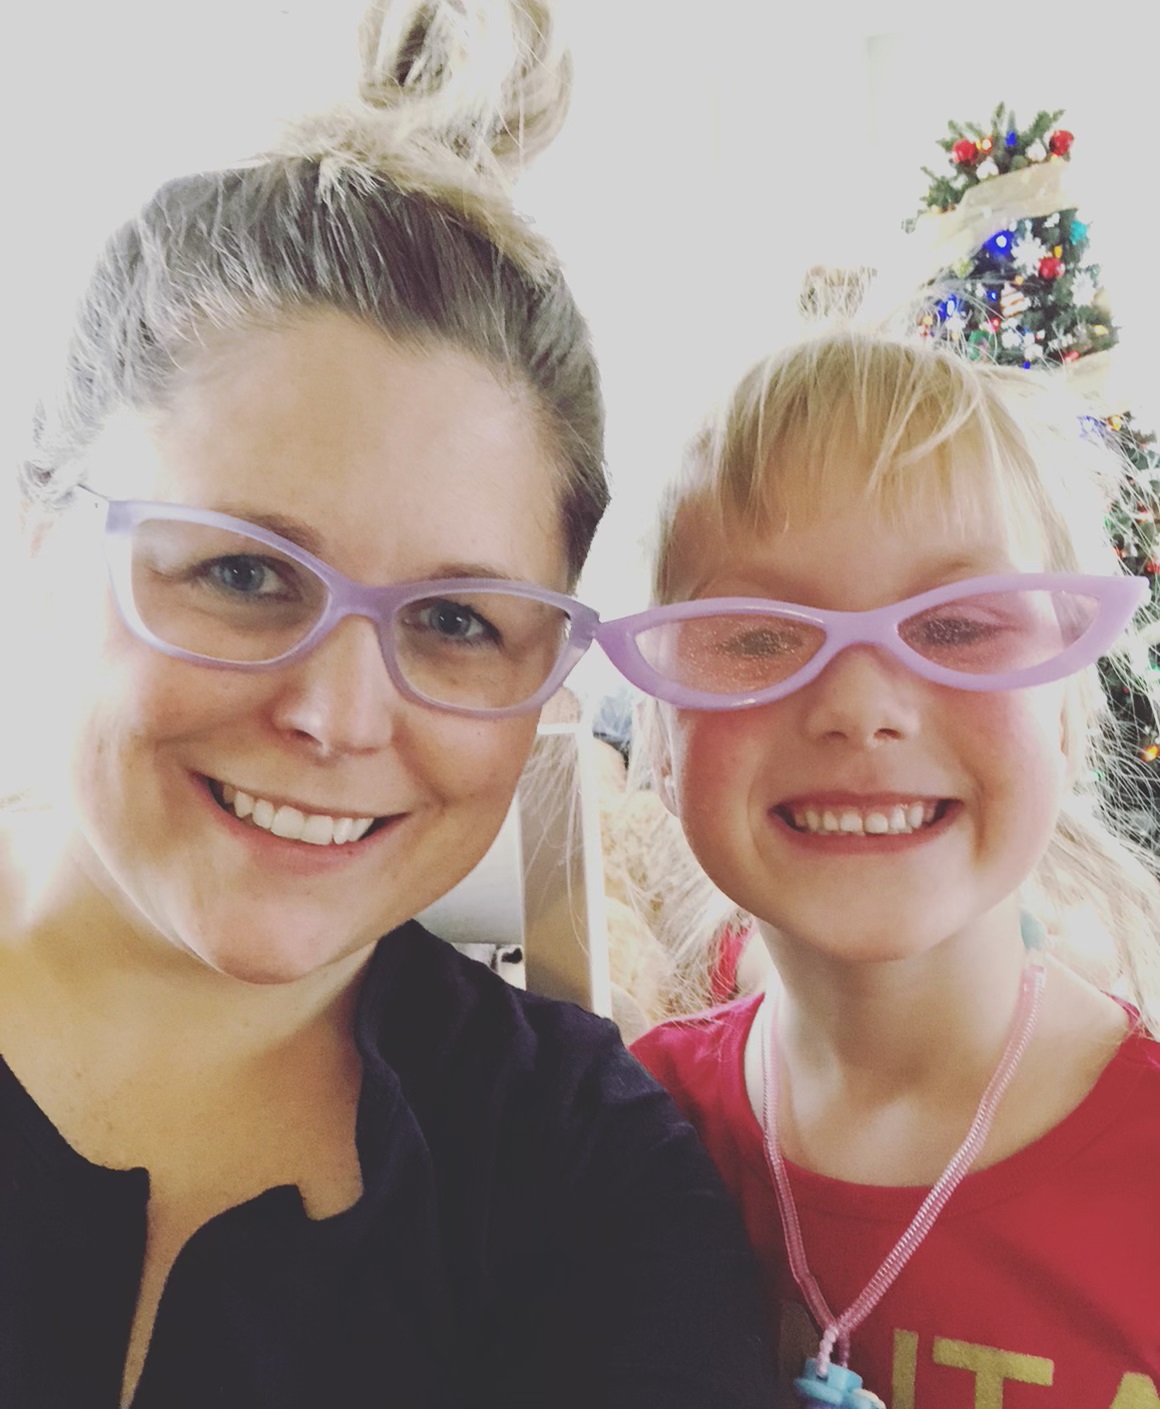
219, 507, 325, 557
212, 509, 527, 583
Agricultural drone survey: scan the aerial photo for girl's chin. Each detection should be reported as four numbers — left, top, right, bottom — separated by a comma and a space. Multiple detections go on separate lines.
761, 915, 961, 969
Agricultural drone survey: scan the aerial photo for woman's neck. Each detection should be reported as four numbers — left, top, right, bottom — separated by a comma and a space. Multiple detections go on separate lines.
0, 809, 371, 1066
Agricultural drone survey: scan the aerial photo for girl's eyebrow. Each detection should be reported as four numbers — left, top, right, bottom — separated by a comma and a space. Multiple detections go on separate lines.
700, 554, 1015, 604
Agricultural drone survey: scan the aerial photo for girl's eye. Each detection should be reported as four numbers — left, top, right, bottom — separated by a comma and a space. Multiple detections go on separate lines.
716, 625, 804, 658
912, 614, 997, 648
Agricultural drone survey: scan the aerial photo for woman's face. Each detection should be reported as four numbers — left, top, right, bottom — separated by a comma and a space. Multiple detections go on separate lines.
32, 311, 570, 982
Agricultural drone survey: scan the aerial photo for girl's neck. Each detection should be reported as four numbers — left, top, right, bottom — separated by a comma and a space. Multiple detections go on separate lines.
762, 904, 1029, 1100
745, 905, 1055, 1185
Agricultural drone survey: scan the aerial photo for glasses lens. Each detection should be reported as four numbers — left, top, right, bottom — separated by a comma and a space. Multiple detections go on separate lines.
129, 518, 327, 662
394, 589, 574, 709
899, 588, 1100, 675
634, 611, 827, 696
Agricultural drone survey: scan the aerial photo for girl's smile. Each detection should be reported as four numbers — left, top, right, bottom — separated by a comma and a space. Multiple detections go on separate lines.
771, 793, 961, 850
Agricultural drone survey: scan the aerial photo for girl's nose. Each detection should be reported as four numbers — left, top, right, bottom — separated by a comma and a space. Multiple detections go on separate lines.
269, 615, 404, 757
799, 644, 923, 747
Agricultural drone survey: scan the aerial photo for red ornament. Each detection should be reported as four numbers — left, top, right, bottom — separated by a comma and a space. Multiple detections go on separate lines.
1062, 350, 1081, 362
951, 138, 978, 165
1038, 255, 1065, 279
1048, 129, 1074, 156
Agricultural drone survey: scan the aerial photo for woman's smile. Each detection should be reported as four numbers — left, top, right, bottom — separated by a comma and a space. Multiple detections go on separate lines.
206, 776, 387, 846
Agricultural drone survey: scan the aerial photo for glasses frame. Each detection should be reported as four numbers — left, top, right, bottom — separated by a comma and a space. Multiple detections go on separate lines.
596, 572, 1150, 711
78, 487, 601, 719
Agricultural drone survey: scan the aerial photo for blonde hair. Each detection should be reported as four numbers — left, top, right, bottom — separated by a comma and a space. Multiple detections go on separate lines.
23, 0, 606, 585
644, 327, 1160, 1034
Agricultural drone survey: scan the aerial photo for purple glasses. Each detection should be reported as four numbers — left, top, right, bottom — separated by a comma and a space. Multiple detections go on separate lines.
79, 489, 600, 718
597, 573, 1149, 711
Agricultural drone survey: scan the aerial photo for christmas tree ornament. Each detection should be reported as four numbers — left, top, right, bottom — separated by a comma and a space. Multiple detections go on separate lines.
1011, 233, 1049, 274
763, 964, 1047, 1409
951, 137, 978, 165
1070, 272, 1094, 306
1038, 254, 1065, 279
976, 158, 999, 180
1000, 283, 1030, 319
1026, 139, 1047, 162
1049, 128, 1074, 155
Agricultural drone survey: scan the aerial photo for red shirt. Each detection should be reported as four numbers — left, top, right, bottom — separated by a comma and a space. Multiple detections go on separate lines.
633, 996, 1160, 1408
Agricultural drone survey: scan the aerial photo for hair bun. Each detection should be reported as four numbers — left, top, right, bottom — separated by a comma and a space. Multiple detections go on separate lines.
355, 0, 570, 176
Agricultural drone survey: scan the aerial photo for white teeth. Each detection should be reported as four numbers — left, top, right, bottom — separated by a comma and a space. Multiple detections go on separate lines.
788, 801, 942, 837
300, 814, 335, 847
271, 805, 306, 841
215, 781, 378, 846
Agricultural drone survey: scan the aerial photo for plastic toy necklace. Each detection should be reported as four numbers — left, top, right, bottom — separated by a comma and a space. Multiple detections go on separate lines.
760, 959, 1046, 1408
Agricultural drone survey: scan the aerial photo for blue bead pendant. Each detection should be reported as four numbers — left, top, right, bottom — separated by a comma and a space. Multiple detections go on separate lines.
794, 1357, 886, 1407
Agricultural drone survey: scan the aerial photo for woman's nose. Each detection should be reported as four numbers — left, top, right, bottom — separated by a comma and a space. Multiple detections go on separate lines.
799, 644, 923, 747
269, 614, 404, 757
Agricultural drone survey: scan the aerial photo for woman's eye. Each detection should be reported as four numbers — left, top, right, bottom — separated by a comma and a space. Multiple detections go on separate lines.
203, 556, 291, 598
415, 600, 499, 646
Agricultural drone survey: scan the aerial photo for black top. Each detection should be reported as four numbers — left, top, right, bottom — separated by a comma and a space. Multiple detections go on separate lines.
0, 922, 773, 1407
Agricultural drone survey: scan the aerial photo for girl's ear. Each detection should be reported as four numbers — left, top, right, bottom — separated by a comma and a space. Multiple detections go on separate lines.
627, 695, 680, 815
654, 756, 678, 815
647, 708, 680, 817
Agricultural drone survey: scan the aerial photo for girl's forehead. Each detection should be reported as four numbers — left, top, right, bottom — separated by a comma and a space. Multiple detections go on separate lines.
661, 459, 1048, 601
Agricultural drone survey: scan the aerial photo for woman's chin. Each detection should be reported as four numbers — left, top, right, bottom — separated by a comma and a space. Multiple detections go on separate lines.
175, 926, 376, 986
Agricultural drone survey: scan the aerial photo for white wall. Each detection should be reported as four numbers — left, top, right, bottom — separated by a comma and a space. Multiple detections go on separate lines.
8, 2, 1159, 668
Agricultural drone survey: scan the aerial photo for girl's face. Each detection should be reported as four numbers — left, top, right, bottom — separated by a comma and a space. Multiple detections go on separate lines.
29, 311, 569, 982
658, 482, 1070, 968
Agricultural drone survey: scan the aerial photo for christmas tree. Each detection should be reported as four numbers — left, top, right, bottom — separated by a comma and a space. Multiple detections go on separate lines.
910, 104, 1160, 847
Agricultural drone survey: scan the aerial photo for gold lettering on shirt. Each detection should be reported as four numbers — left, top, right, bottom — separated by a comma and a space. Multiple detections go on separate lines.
1109, 1373, 1160, 1408
890, 1329, 918, 1409
932, 1338, 1053, 1408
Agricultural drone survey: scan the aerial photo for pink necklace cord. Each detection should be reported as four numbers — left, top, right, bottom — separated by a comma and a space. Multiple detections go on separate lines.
761, 960, 1046, 1376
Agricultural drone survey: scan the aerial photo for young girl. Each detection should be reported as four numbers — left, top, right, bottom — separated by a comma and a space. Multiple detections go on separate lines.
599, 329, 1160, 1407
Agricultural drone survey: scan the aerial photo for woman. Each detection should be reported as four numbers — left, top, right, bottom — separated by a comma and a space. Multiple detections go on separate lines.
0, 3, 771, 1405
